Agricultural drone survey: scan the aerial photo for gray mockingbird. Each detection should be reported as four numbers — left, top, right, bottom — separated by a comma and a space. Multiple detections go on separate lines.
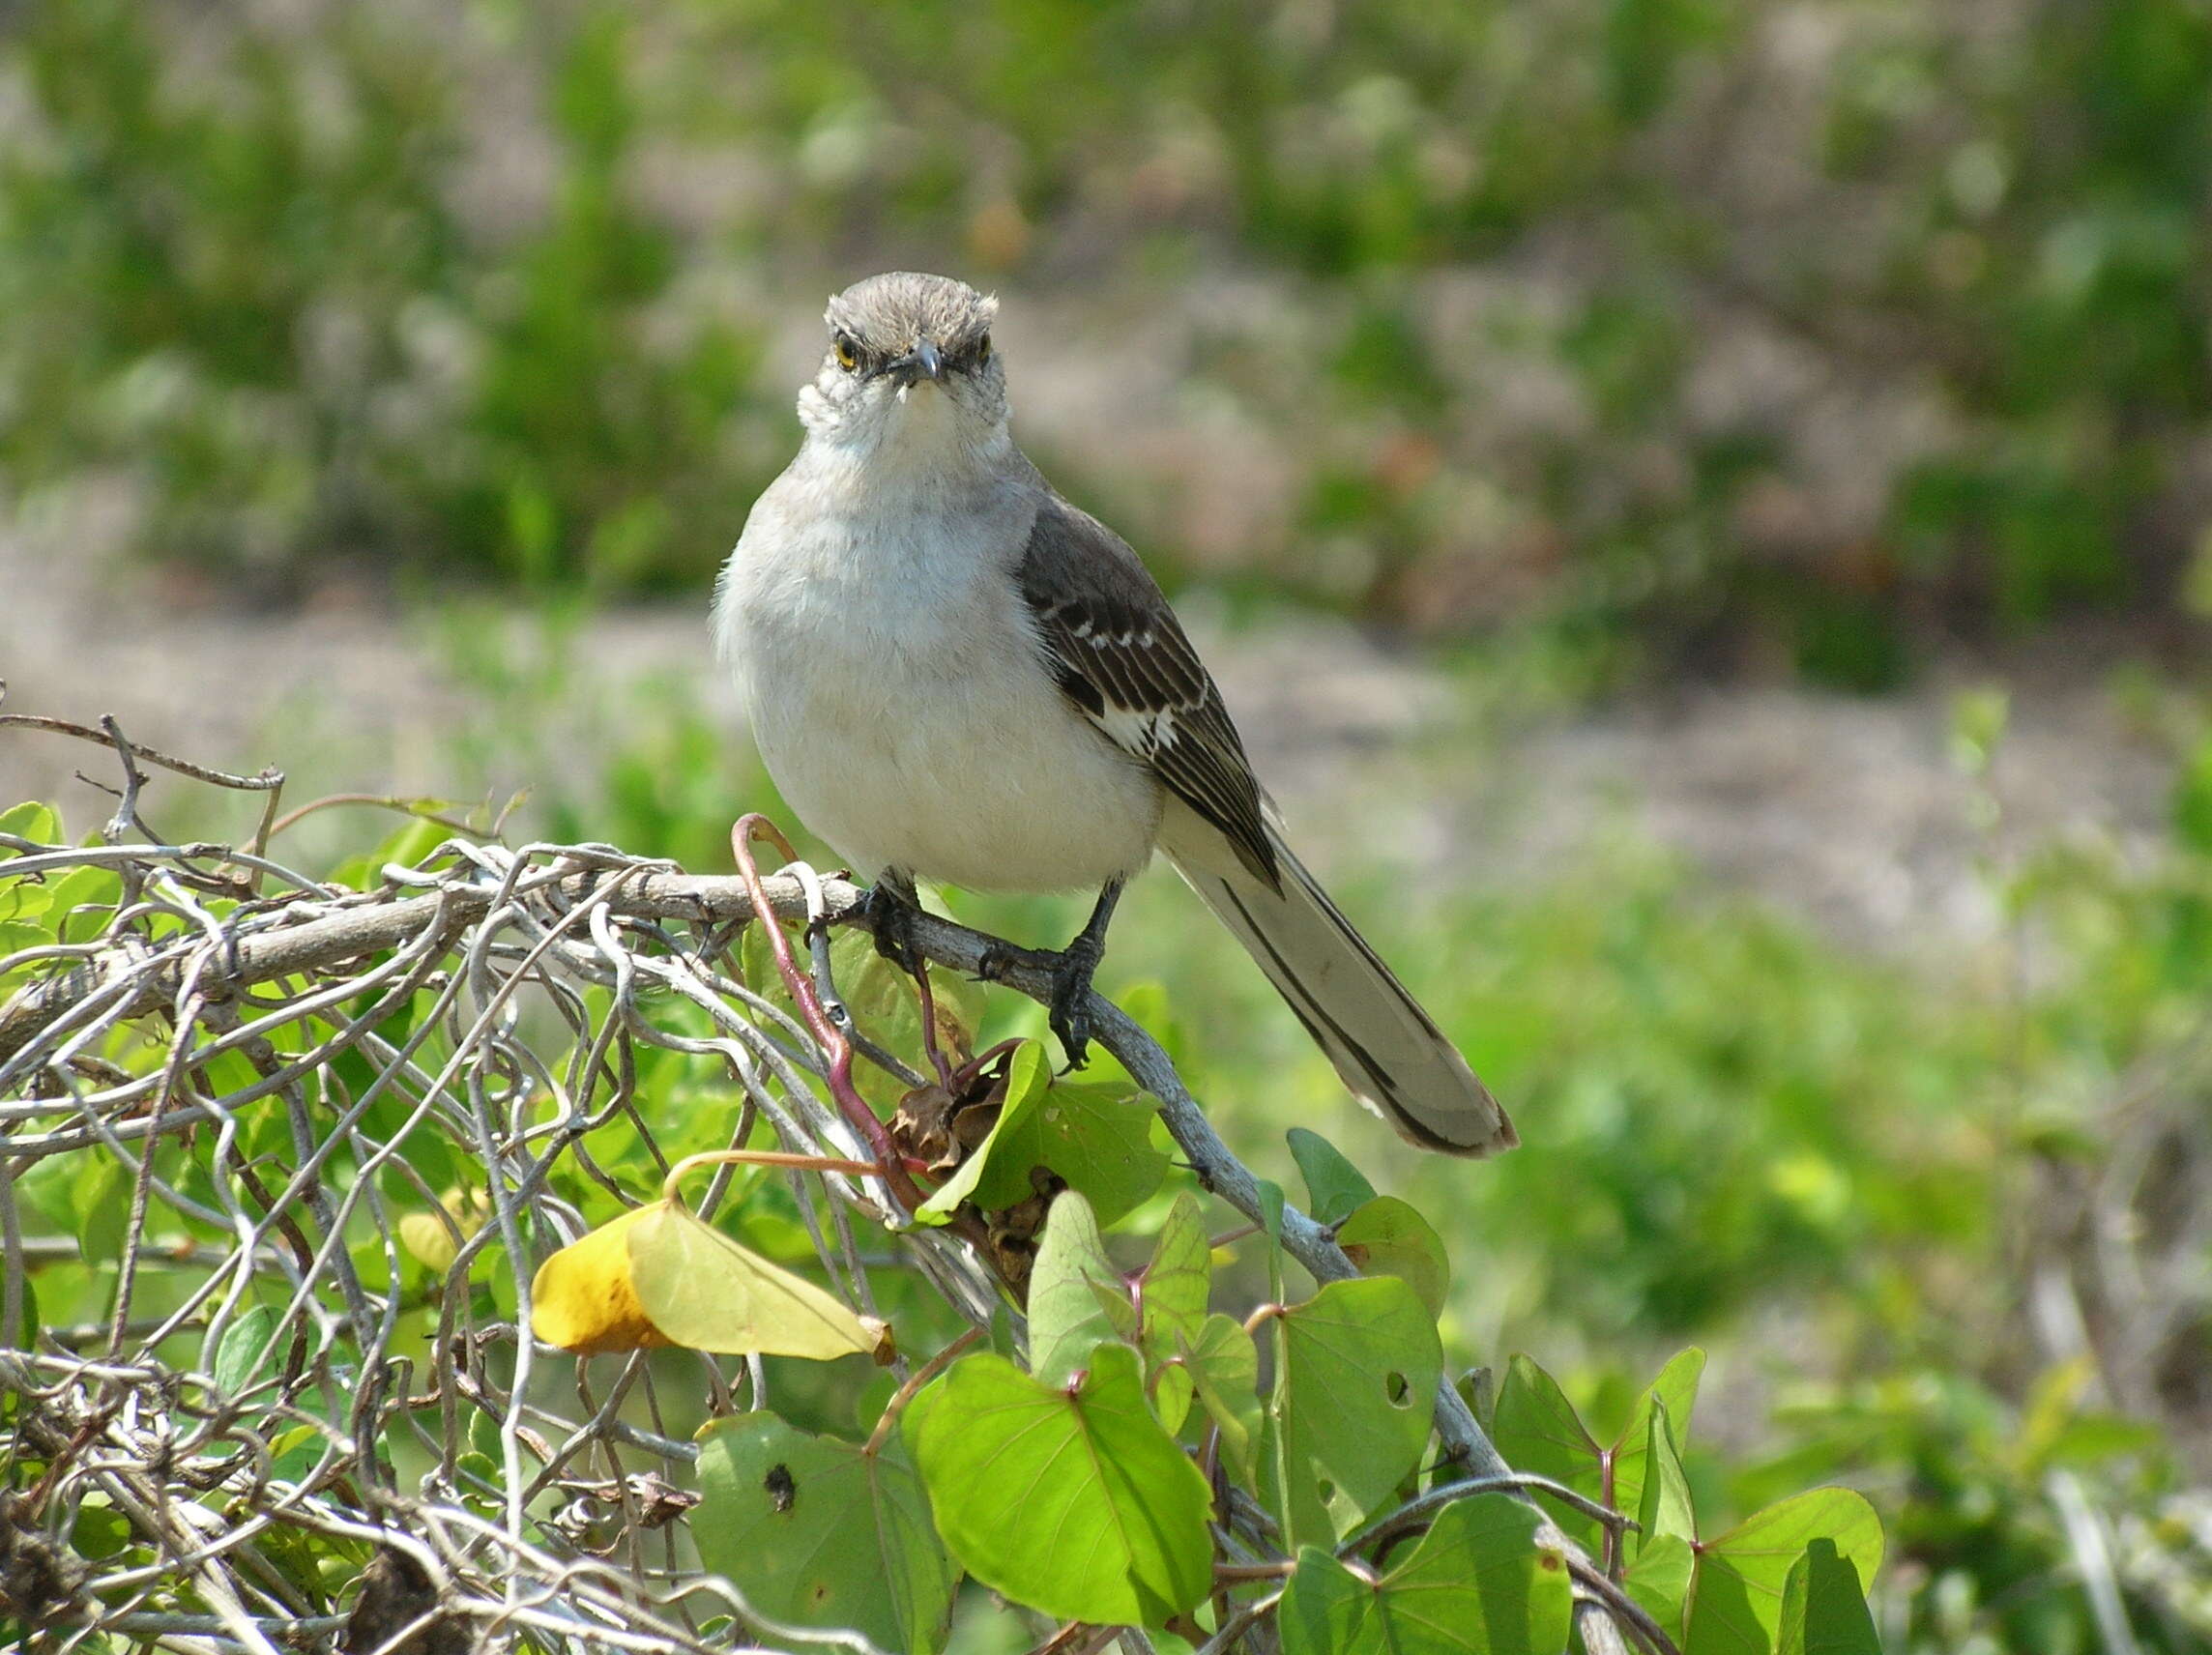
713, 272, 1515, 1156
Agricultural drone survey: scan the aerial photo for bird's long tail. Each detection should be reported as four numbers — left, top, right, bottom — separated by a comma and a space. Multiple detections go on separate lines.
1159, 802, 1516, 1157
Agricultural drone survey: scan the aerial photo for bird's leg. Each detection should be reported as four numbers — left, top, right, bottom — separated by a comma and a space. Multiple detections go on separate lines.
864, 869, 925, 975
1046, 878, 1124, 1071
863, 869, 957, 1084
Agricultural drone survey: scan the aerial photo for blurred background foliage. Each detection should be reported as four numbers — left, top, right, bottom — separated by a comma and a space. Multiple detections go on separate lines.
4, 0, 2210, 678
4, 0, 2212, 1648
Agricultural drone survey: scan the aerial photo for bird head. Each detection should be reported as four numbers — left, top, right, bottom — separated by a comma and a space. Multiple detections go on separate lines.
799, 272, 1007, 459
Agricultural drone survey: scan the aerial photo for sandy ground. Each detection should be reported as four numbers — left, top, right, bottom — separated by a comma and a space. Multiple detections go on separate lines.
0, 511, 2176, 961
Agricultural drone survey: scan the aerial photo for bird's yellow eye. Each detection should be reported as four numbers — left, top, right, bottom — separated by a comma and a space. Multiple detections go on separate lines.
833, 334, 859, 371
975, 334, 991, 363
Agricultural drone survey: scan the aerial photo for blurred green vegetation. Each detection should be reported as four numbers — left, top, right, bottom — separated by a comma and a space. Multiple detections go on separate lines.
4, 0, 2210, 678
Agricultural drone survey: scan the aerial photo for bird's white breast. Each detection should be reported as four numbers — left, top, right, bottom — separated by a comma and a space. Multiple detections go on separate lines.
714, 448, 1162, 893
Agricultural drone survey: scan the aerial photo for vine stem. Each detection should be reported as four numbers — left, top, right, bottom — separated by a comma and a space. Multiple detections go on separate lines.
862, 1327, 983, 1457
728, 817, 920, 1207
660, 1148, 883, 1208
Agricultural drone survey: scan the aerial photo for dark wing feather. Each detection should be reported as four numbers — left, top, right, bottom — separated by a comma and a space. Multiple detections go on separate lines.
1017, 495, 1279, 889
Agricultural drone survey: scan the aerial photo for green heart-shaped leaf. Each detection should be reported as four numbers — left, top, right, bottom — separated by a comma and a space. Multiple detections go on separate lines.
1611, 1347, 1705, 1534
906, 1344, 1212, 1627
696, 1410, 955, 1655
1335, 1196, 1449, 1319
1688, 1489, 1883, 1655
1492, 1354, 1604, 1553
1267, 1276, 1441, 1544
1182, 1313, 1262, 1488
1288, 1127, 1377, 1226
1137, 1192, 1210, 1429
1278, 1494, 1573, 1655
1026, 1189, 1131, 1387
1776, 1537, 1882, 1655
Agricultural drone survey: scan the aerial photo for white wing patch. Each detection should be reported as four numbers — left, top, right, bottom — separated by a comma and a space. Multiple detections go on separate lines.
1093, 701, 1177, 756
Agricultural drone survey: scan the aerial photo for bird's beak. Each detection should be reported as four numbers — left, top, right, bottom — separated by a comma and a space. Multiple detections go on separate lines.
888, 338, 944, 388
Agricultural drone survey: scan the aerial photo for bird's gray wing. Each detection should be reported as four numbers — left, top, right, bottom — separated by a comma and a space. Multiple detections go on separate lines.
1017, 494, 1280, 890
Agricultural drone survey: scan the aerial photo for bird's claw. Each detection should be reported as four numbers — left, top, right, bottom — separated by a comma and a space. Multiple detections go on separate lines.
1047, 945, 1101, 1071
863, 882, 923, 977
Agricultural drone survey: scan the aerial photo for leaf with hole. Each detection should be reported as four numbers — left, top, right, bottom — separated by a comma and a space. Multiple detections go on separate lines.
1266, 1275, 1441, 1545
1288, 1127, 1377, 1226
530, 1201, 891, 1362
1335, 1196, 1449, 1319
1277, 1493, 1574, 1655
905, 1344, 1212, 1627
695, 1410, 955, 1655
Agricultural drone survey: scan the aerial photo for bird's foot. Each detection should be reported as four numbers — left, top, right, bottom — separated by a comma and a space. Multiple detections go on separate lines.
1046, 939, 1104, 1071
863, 880, 924, 977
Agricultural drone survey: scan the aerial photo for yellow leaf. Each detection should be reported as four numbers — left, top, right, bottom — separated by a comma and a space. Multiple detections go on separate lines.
629, 1202, 894, 1364
531, 1206, 672, 1355
530, 1201, 893, 1364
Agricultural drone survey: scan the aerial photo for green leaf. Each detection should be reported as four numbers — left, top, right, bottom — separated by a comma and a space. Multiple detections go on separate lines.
1335, 1197, 1449, 1319
1611, 1348, 1706, 1531
1687, 1490, 1883, 1655
1026, 1190, 1131, 1388
906, 1344, 1212, 1627
1006, 1076, 1170, 1227
44, 863, 121, 944
1257, 1177, 1287, 1305
1635, 1396, 1696, 1566
5, 1272, 36, 1352
0, 802, 61, 850
1775, 1538, 1881, 1655
0, 921, 52, 973
915, 1043, 1053, 1221
1627, 1533, 1697, 1640
1491, 1355, 1604, 1553
695, 1410, 956, 1655
1137, 1192, 1210, 1430
1181, 1314, 1262, 1488
1288, 1127, 1377, 1226
919, 1044, 1169, 1228
1269, 1276, 1442, 1545
213, 1305, 283, 1399
830, 929, 932, 1116
0, 876, 52, 932
1278, 1494, 1574, 1655
74, 1155, 131, 1269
